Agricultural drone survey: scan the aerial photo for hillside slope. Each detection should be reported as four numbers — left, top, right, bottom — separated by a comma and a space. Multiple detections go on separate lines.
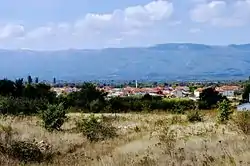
1, 43, 250, 81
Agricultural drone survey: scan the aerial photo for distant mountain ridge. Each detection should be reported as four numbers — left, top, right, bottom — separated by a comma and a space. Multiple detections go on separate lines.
1, 43, 250, 81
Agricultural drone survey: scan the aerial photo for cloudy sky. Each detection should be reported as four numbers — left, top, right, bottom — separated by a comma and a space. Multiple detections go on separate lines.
0, 0, 250, 50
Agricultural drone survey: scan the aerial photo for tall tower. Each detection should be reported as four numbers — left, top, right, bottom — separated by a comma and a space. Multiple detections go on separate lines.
136, 80, 138, 88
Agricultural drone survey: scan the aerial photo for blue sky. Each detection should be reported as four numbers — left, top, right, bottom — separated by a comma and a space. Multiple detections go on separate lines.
0, 0, 250, 50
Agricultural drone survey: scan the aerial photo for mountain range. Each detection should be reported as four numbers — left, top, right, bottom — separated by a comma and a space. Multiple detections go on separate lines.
1, 43, 250, 81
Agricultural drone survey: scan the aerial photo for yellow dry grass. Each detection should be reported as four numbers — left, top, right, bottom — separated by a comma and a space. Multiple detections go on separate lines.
0, 110, 250, 166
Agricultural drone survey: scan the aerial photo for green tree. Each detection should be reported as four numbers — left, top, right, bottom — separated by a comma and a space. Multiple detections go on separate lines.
218, 99, 232, 123
0, 79, 15, 96
35, 77, 39, 84
40, 103, 67, 131
14, 78, 24, 97
27, 75, 33, 85
72, 83, 107, 111
199, 87, 226, 109
53, 77, 56, 85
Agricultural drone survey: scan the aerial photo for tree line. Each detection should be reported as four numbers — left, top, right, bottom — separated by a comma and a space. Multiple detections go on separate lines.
0, 76, 238, 116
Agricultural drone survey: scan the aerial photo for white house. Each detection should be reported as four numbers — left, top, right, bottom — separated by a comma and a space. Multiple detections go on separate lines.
194, 88, 203, 98
172, 89, 183, 98
216, 86, 239, 98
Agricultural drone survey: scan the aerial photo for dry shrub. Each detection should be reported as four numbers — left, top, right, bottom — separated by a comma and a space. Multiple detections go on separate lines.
159, 126, 177, 151
187, 110, 203, 122
233, 111, 250, 134
75, 114, 117, 142
171, 115, 185, 124
6, 141, 43, 163
0, 123, 15, 146
136, 155, 156, 166
0, 124, 53, 164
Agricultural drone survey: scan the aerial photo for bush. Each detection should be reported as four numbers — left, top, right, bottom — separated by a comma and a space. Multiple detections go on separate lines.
107, 97, 195, 113
0, 96, 48, 115
75, 114, 117, 142
218, 100, 232, 123
40, 103, 67, 131
187, 110, 203, 122
7, 141, 43, 163
233, 112, 250, 134
0, 124, 51, 164
89, 99, 106, 113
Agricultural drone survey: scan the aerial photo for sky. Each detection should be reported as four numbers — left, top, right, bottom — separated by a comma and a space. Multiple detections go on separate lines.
0, 0, 250, 50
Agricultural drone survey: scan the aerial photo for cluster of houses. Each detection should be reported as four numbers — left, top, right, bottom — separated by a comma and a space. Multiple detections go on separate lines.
194, 85, 240, 99
99, 85, 241, 100
99, 86, 191, 98
51, 87, 80, 96
50, 84, 250, 111
51, 85, 242, 100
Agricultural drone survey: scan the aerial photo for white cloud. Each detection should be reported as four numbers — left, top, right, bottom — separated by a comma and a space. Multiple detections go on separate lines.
190, 0, 250, 27
189, 28, 201, 33
0, 24, 25, 39
0, 0, 174, 49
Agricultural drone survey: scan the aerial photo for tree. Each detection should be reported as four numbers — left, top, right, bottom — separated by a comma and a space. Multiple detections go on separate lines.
40, 103, 67, 131
199, 87, 226, 109
0, 79, 15, 96
27, 75, 33, 85
35, 77, 39, 84
142, 93, 153, 101
153, 81, 158, 87
14, 78, 24, 97
218, 99, 232, 123
242, 83, 250, 103
71, 82, 107, 111
53, 77, 56, 85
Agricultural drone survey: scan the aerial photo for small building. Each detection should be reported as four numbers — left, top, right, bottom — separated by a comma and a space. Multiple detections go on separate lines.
194, 88, 203, 98
172, 89, 184, 98
216, 86, 239, 98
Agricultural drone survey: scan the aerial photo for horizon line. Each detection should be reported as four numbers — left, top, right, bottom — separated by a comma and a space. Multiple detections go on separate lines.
0, 42, 250, 52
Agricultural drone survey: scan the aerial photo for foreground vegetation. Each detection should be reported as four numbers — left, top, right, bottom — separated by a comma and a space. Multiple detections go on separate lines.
1, 110, 250, 166
1, 77, 250, 165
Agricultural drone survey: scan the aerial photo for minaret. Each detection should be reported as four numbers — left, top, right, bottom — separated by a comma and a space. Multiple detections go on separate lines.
136, 80, 138, 88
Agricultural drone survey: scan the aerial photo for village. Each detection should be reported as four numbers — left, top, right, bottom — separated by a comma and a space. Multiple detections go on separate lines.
51, 83, 242, 100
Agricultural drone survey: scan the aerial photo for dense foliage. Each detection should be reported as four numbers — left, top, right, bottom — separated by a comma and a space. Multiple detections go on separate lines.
0, 96, 47, 115
106, 97, 195, 113
198, 87, 227, 109
0, 77, 231, 116
0, 77, 56, 115
242, 83, 250, 103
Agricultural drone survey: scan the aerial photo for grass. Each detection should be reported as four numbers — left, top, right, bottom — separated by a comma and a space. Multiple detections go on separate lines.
0, 110, 250, 165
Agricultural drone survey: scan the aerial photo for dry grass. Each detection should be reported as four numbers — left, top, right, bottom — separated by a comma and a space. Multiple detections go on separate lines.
0, 110, 250, 166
